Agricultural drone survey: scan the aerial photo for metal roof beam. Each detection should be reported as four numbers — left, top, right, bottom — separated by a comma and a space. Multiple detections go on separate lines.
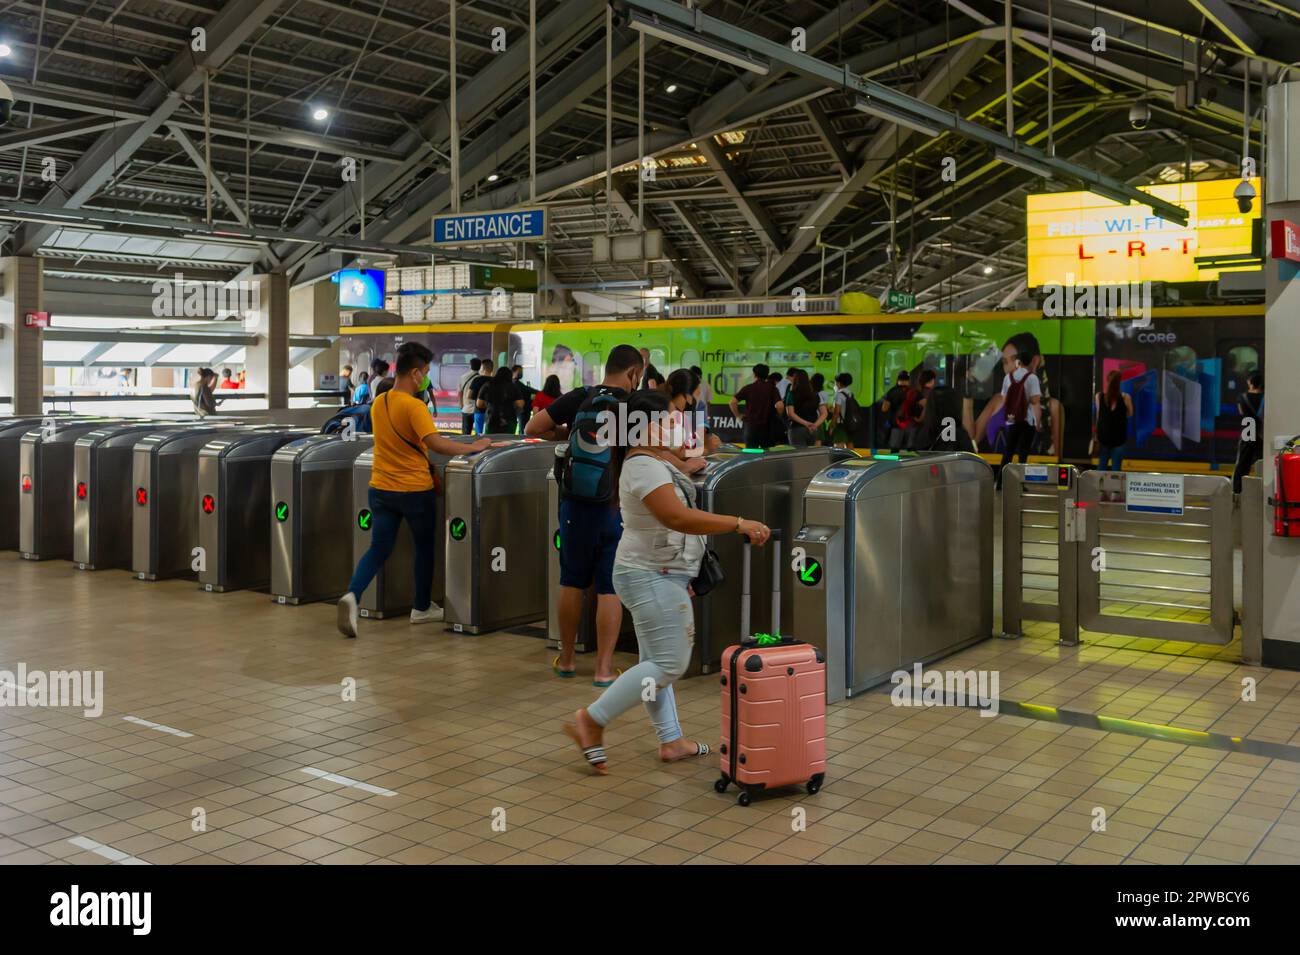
1190, 0, 1261, 55
0, 116, 136, 152
166, 125, 250, 228
607, 184, 706, 298
667, 200, 740, 293
695, 137, 784, 252
802, 100, 854, 180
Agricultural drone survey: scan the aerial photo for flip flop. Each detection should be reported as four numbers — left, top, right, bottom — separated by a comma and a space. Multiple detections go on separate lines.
592, 667, 623, 688
662, 741, 711, 763
553, 655, 576, 678
563, 721, 608, 775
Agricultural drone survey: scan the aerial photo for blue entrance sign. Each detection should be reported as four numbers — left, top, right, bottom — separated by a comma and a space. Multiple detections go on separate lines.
432, 208, 547, 246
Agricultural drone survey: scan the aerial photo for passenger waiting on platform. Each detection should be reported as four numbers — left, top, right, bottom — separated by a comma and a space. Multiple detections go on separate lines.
1093, 370, 1134, 475
1234, 372, 1264, 495
830, 372, 861, 448
340, 364, 354, 400
191, 368, 220, 417
337, 341, 490, 638
219, 368, 238, 389
478, 366, 525, 434
781, 369, 825, 447
997, 346, 1042, 484
638, 347, 664, 392
665, 369, 720, 455
458, 357, 482, 435
915, 386, 975, 452
564, 390, 771, 774
888, 377, 922, 451
512, 365, 536, 429
729, 363, 779, 449
352, 371, 372, 404
811, 373, 832, 445
532, 375, 561, 415
877, 370, 909, 447
365, 359, 391, 402
469, 359, 494, 435
691, 365, 712, 407
526, 344, 644, 686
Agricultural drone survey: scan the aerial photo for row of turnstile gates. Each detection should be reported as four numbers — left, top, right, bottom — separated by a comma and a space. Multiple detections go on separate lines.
0, 414, 996, 701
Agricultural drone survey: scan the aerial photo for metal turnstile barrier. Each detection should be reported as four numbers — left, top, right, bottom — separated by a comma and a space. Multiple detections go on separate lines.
74, 422, 198, 570
793, 453, 994, 703
270, 434, 374, 604
197, 428, 313, 592
132, 426, 248, 580
1001, 463, 1081, 644
1, 417, 74, 550
350, 434, 476, 618
443, 439, 556, 634
1241, 475, 1262, 665
19, 419, 119, 560
1077, 470, 1235, 646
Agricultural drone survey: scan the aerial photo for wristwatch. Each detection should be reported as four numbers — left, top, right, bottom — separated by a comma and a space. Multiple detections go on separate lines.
735, 516, 744, 533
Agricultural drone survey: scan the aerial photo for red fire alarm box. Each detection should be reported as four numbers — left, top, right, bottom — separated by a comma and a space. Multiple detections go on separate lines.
23, 311, 50, 329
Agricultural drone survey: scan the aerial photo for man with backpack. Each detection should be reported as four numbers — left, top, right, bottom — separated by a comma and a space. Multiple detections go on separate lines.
998, 346, 1042, 482
526, 345, 644, 686
458, 358, 481, 435
729, 363, 779, 449
830, 372, 866, 448
467, 359, 494, 435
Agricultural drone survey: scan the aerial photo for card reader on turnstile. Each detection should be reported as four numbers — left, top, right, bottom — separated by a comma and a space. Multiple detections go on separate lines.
793, 453, 994, 704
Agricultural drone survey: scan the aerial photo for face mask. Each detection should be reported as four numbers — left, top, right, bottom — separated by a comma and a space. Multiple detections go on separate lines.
418, 372, 431, 392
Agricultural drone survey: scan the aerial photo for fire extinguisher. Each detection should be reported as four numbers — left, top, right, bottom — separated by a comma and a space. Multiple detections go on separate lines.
1270, 437, 1300, 537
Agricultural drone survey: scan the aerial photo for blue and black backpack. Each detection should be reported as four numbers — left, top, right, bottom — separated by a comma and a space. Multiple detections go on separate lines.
320, 404, 373, 435
557, 385, 622, 503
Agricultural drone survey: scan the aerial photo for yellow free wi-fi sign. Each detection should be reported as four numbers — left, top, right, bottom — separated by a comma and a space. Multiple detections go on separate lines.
1026, 178, 1261, 287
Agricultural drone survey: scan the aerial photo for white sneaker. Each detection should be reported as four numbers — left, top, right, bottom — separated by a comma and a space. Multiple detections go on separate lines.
410, 603, 443, 624
336, 592, 359, 638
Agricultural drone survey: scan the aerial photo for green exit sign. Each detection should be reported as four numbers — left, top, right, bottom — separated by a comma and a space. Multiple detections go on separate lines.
885, 290, 916, 309
469, 265, 537, 294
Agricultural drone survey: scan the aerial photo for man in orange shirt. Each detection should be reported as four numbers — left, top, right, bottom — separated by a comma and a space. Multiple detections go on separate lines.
337, 341, 490, 638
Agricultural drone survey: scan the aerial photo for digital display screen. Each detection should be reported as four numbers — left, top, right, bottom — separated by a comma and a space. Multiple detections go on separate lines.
336, 269, 386, 309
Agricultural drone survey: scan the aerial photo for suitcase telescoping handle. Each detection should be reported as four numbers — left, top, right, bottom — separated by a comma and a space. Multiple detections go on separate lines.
739, 528, 781, 642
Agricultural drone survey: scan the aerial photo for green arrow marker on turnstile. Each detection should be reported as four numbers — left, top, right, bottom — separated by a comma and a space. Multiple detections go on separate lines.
275, 502, 288, 522
798, 560, 822, 586
358, 509, 371, 530
553, 529, 561, 551
450, 517, 467, 541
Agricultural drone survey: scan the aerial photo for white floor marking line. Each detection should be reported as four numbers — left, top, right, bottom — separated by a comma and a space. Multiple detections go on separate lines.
68, 836, 151, 865
122, 715, 194, 738
301, 766, 397, 797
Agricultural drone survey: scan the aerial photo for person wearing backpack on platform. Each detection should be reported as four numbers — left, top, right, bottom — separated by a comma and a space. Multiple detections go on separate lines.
997, 346, 1042, 487
830, 372, 866, 448
526, 344, 645, 687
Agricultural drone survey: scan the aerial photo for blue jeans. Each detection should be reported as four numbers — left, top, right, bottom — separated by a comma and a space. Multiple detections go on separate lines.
473, 411, 486, 435
1098, 444, 1125, 471
347, 487, 437, 611
587, 566, 694, 744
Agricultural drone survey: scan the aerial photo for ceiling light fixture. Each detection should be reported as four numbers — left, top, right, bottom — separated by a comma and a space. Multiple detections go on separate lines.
982, 265, 994, 275
994, 148, 1055, 180
311, 107, 329, 122
487, 173, 500, 182
853, 97, 941, 137
666, 83, 678, 93
629, 12, 770, 76
0, 43, 11, 57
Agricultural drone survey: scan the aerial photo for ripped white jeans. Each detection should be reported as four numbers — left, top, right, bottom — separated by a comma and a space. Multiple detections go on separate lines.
586, 565, 694, 744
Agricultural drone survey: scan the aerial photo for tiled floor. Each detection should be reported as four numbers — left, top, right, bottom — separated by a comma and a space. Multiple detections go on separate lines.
1, 550, 1299, 865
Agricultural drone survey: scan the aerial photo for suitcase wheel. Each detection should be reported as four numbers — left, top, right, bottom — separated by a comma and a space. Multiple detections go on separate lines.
737, 790, 752, 807
807, 773, 825, 796
714, 776, 729, 794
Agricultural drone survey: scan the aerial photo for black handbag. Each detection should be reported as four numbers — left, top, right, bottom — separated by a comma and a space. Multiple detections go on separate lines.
678, 473, 725, 596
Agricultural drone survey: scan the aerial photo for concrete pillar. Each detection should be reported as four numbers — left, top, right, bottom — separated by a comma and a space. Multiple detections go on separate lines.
1261, 81, 1300, 668
289, 279, 340, 392
0, 257, 45, 416
244, 273, 289, 408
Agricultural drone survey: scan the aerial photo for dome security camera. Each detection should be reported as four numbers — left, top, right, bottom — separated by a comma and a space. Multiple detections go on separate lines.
1233, 178, 1256, 214
1128, 100, 1151, 130
0, 79, 13, 127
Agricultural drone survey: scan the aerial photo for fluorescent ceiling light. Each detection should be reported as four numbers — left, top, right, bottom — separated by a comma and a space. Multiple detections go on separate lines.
0, 43, 11, 57
853, 97, 941, 137
665, 83, 678, 93
629, 13, 770, 76
930, 215, 952, 221
994, 148, 1055, 179
982, 265, 994, 275
311, 107, 329, 122
487, 173, 499, 182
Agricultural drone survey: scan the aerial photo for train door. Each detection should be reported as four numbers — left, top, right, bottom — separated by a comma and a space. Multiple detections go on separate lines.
1217, 339, 1260, 466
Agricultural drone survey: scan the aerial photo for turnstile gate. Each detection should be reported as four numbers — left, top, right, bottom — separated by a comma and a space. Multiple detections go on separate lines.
132, 425, 249, 580
197, 428, 313, 592
443, 439, 556, 633
270, 434, 374, 604
1, 416, 74, 550
74, 422, 198, 570
793, 453, 994, 703
350, 434, 475, 618
19, 418, 119, 560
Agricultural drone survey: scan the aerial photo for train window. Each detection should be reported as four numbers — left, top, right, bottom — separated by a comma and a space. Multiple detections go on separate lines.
878, 346, 907, 389
922, 348, 948, 386
648, 347, 669, 372
837, 350, 861, 386
583, 351, 602, 387
1223, 345, 1259, 391
679, 349, 701, 373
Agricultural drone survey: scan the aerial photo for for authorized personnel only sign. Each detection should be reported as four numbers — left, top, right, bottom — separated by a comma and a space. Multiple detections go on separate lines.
1125, 474, 1185, 516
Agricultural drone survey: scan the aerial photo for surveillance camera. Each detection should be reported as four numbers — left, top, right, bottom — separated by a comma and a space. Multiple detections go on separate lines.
1128, 100, 1151, 130
0, 80, 12, 127
1234, 178, 1256, 214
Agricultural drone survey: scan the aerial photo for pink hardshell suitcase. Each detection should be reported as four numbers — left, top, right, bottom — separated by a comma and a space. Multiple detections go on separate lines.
716, 532, 827, 806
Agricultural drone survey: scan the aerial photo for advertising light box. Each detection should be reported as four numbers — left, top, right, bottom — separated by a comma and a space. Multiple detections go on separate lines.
1026, 178, 1261, 287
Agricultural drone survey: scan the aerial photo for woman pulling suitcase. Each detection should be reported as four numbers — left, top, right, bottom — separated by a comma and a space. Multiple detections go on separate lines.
564, 391, 771, 774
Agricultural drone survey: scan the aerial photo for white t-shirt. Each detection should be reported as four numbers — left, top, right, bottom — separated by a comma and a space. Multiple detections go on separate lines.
617, 453, 705, 574
776, 378, 792, 400
458, 370, 477, 413
832, 386, 850, 413
1001, 367, 1042, 425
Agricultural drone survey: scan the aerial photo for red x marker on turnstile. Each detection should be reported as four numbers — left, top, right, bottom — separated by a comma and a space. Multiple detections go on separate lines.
76, 481, 88, 500
201, 494, 215, 514
136, 487, 148, 506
